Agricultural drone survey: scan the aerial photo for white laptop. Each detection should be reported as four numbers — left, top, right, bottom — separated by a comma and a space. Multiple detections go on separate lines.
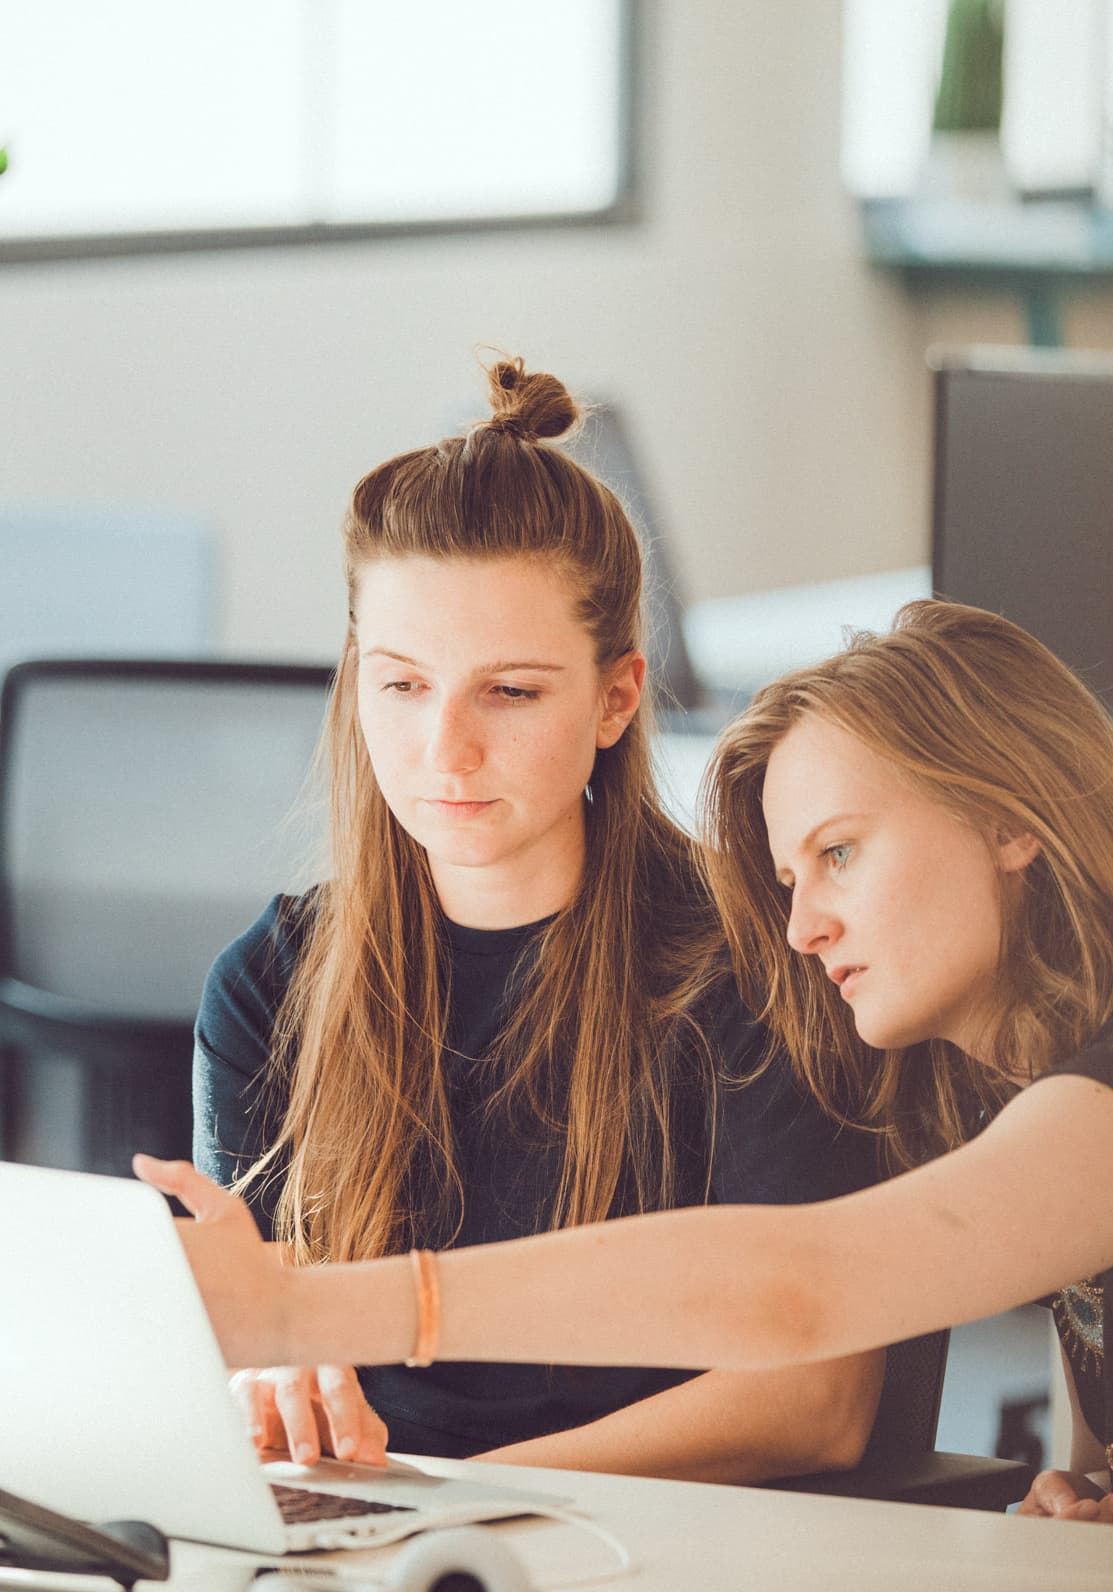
0, 1162, 564, 1554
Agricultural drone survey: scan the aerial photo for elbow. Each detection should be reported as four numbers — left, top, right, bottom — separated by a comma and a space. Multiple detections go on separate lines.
734, 1265, 833, 1371
712, 1206, 840, 1372
798, 1350, 886, 1475
765, 1349, 886, 1481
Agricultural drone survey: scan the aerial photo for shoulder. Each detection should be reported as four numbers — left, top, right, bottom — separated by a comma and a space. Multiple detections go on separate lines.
194, 889, 319, 1080
209, 889, 316, 991
692, 970, 879, 1198
689, 967, 769, 1080
1042, 1022, 1113, 1091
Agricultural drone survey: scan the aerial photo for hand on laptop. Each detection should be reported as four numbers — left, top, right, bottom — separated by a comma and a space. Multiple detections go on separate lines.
133, 1154, 294, 1367
230, 1364, 389, 1468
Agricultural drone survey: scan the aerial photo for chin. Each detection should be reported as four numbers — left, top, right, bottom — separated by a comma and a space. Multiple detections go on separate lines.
853, 1014, 931, 1052
426, 842, 505, 870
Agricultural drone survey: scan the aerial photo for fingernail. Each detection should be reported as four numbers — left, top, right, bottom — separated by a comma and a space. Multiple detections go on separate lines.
336, 1437, 355, 1459
296, 1444, 315, 1464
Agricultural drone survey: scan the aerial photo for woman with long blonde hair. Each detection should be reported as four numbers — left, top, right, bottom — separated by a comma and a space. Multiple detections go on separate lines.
182, 357, 883, 1483
146, 597, 1113, 1522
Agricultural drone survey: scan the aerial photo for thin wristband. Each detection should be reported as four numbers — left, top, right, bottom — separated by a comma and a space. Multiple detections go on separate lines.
404, 1248, 440, 1368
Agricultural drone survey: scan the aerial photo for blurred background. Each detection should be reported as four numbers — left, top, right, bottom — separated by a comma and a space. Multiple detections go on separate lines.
3, 0, 1110, 1488
5, 0, 1109, 674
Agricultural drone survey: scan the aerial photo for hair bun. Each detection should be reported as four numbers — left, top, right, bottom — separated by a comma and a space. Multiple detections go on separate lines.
485, 356, 581, 442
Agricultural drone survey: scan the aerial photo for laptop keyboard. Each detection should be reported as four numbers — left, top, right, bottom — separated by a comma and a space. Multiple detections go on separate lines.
270, 1484, 416, 1524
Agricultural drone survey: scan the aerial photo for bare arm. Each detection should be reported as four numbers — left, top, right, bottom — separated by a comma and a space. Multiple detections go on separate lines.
476, 1355, 884, 1484
134, 1074, 1113, 1373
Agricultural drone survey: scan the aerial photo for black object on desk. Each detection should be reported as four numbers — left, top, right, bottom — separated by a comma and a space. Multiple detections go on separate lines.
0, 1485, 170, 1589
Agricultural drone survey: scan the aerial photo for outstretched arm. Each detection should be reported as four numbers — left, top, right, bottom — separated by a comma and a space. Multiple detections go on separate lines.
134, 1073, 1113, 1375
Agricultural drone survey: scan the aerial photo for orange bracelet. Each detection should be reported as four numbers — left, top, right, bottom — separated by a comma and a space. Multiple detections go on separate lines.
404, 1248, 440, 1368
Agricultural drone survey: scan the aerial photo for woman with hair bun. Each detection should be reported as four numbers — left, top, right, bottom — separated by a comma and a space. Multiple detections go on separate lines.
144, 597, 1113, 1523
182, 357, 883, 1481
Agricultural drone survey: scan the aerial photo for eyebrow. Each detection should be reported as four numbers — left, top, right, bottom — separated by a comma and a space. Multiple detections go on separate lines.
361, 647, 566, 674
772, 811, 871, 885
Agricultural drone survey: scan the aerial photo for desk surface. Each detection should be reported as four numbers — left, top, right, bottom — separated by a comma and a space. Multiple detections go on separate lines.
13, 1454, 1104, 1592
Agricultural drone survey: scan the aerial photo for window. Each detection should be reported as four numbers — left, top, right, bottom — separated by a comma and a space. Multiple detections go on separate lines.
0, 0, 632, 258
842, 0, 1111, 200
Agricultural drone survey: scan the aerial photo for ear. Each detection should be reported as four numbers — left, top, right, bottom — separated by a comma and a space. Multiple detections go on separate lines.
997, 828, 1041, 874
596, 651, 646, 749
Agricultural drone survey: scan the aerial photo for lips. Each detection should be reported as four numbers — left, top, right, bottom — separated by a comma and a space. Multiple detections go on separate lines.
424, 798, 498, 819
828, 964, 867, 997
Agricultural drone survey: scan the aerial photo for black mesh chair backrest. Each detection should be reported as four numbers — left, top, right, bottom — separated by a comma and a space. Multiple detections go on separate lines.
0, 659, 333, 1022
862, 1329, 951, 1463
0, 659, 334, 1172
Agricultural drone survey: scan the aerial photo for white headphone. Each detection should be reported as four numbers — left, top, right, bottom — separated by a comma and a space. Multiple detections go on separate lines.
381, 1526, 532, 1592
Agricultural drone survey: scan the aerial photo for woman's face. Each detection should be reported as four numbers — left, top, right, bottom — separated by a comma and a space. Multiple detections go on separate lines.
353, 554, 643, 927
761, 714, 1035, 1059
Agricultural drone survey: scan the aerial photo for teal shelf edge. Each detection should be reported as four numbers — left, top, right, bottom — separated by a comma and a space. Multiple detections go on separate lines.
862, 198, 1113, 280
861, 198, 1113, 346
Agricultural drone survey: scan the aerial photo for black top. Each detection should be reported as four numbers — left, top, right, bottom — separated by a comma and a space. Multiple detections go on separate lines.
1034, 1026, 1113, 1464
194, 893, 876, 1459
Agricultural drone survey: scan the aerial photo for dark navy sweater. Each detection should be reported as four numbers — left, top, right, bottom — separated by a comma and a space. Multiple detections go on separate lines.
194, 893, 876, 1458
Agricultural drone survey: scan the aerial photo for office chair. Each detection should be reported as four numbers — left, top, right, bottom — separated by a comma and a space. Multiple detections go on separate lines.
0, 659, 333, 1177
768, 1329, 1035, 1511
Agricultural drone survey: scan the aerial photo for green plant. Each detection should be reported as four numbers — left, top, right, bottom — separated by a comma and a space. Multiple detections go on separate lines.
933, 0, 1005, 133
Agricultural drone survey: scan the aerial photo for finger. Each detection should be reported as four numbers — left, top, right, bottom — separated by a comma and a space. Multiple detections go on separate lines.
271, 1369, 323, 1466
230, 1370, 277, 1454
355, 1402, 390, 1467
1025, 1470, 1084, 1517
1060, 1495, 1113, 1524
133, 1155, 233, 1223
1016, 1476, 1051, 1517
1059, 1498, 1101, 1522
315, 1366, 388, 1465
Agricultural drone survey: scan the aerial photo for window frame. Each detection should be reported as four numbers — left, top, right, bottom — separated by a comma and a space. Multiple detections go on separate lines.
0, 0, 641, 266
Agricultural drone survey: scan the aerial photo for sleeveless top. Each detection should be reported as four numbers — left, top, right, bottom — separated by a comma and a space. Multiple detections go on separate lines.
1033, 1025, 1113, 1474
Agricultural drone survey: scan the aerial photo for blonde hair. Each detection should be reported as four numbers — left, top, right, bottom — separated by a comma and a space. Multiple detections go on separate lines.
241, 359, 722, 1262
704, 599, 1113, 1170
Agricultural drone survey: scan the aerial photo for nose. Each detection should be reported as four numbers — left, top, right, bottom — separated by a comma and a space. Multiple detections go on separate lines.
785, 885, 840, 957
427, 697, 483, 776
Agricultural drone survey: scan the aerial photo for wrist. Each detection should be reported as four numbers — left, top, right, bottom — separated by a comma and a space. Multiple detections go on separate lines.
282, 1256, 416, 1368
278, 1265, 309, 1365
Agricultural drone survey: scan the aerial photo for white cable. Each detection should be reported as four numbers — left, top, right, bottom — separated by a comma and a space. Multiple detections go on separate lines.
520, 1503, 635, 1589
252, 1503, 635, 1590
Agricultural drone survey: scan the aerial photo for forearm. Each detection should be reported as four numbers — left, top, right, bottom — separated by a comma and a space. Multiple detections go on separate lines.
283, 1123, 1083, 1374
287, 1204, 831, 1371
155, 1077, 1113, 1375
474, 1354, 884, 1485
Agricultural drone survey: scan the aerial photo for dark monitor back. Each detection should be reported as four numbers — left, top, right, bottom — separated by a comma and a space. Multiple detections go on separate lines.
932, 351, 1113, 709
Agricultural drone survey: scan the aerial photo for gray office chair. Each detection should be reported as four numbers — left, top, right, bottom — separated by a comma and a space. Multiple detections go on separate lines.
769, 1329, 1034, 1511
0, 658, 332, 1176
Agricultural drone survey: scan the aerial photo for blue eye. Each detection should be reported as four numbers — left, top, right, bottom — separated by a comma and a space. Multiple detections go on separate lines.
492, 685, 540, 702
822, 842, 852, 870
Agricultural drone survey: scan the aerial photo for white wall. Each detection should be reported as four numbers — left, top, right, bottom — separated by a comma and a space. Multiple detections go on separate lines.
2, 2, 1109, 664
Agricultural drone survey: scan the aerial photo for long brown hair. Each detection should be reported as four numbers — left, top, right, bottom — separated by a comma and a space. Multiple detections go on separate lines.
704, 599, 1113, 1170
243, 358, 722, 1262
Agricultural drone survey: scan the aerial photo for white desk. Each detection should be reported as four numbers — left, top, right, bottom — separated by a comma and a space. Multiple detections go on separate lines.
20, 1455, 1106, 1592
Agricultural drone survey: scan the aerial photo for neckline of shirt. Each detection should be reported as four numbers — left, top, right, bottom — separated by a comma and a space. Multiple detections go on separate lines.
442, 912, 557, 958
